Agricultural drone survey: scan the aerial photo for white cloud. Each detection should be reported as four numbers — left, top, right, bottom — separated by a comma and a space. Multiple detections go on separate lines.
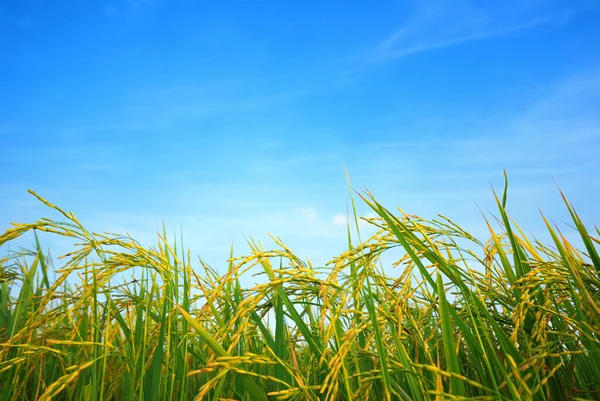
299, 207, 318, 220
373, 1, 592, 61
332, 213, 347, 226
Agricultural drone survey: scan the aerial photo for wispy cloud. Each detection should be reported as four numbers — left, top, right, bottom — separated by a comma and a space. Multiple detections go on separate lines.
373, 1, 592, 61
3, 71, 598, 270
103, 0, 160, 17
361, 71, 599, 173
344, 70, 600, 236
118, 83, 313, 128
0, 140, 132, 166
378, 18, 551, 60
42, 73, 600, 262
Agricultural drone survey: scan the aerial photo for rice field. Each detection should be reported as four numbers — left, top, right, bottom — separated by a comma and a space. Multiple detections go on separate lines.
1, 177, 599, 400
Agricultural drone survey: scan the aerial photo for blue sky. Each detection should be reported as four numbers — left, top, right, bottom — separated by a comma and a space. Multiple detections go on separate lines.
1, 0, 599, 270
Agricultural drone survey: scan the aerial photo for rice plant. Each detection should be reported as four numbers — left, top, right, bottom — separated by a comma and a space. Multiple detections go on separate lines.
1, 176, 599, 400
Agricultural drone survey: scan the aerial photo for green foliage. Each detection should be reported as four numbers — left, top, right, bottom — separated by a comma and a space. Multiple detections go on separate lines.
0, 182, 599, 400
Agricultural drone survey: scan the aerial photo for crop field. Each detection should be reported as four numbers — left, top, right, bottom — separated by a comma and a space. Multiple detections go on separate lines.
1, 177, 599, 401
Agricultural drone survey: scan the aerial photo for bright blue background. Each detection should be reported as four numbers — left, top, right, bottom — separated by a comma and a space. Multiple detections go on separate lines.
2, 1, 599, 268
